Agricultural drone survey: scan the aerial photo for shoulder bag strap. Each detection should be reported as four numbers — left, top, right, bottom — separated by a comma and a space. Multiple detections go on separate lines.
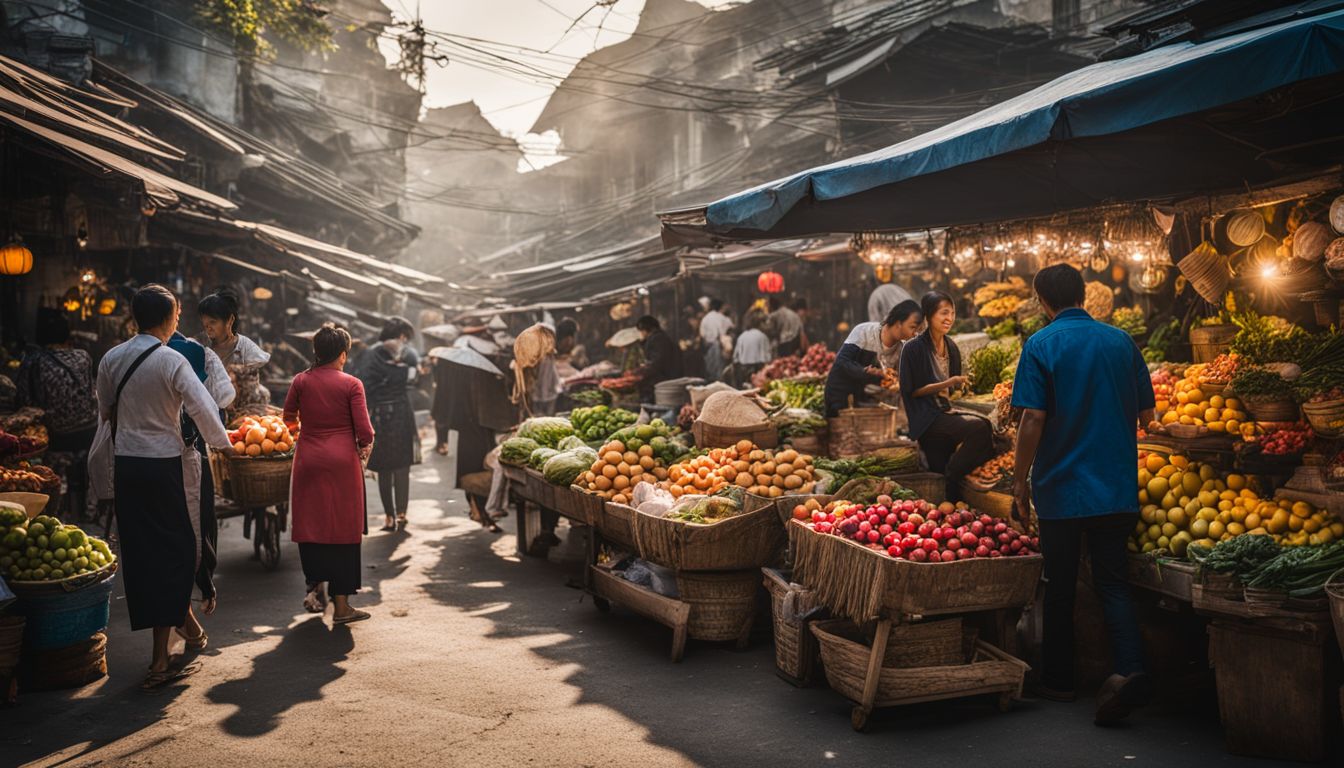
110, 345, 160, 444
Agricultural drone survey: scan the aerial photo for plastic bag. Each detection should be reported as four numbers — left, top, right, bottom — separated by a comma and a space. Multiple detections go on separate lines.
632, 482, 675, 517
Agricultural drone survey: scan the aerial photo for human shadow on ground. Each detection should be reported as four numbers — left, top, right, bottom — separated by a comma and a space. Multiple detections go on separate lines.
205, 616, 355, 737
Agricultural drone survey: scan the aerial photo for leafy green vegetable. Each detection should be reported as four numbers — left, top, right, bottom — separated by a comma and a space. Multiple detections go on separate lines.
968, 341, 1019, 395
1229, 366, 1295, 402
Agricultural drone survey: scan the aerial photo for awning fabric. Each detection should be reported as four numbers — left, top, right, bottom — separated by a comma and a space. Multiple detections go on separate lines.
700, 8, 1344, 237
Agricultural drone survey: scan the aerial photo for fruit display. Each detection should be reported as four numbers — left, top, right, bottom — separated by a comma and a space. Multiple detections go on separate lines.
1189, 536, 1344, 597
599, 371, 643, 391
1134, 452, 1341, 554
814, 449, 919, 489
1250, 423, 1312, 456
1306, 386, 1344, 404
973, 277, 1030, 309
0, 506, 116, 582
569, 406, 637, 442
500, 437, 541, 467
967, 341, 1018, 395
566, 388, 609, 407
0, 463, 59, 493
764, 378, 824, 411
229, 414, 295, 457
0, 427, 47, 458
660, 442, 816, 500
1197, 353, 1242, 386
0, 407, 43, 434
968, 452, 1014, 490
516, 416, 576, 448
542, 445, 600, 487
978, 295, 1022, 319
1108, 307, 1147, 336
1156, 364, 1248, 433
579, 439, 672, 505
1228, 366, 1295, 403
757, 344, 834, 383
798, 496, 1039, 561
664, 488, 746, 524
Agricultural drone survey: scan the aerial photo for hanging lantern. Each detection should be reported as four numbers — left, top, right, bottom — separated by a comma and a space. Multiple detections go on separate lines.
252, 286, 274, 301
0, 239, 34, 275
97, 296, 117, 316
756, 270, 784, 294
62, 287, 82, 313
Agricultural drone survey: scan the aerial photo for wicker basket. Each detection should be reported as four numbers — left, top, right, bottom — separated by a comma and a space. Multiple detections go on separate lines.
959, 483, 1014, 519
21, 631, 107, 691
1302, 399, 1344, 438
220, 452, 292, 507
692, 420, 778, 449
810, 620, 1027, 709
890, 472, 945, 504
827, 406, 900, 459
634, 495, 783, 571
763, 568, 821, 685
599, 500, 639, 550
679, 570, 759, 642
782, 431, 827, 457
788, 520, 1042, 623
0, 616, 24, 679
12, 566, 116, 651
1243, 397, 1299, 423
1189, 324, 1237, 364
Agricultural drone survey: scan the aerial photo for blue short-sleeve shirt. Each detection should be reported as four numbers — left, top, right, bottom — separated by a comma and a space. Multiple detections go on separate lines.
1010, 308, 1155, 520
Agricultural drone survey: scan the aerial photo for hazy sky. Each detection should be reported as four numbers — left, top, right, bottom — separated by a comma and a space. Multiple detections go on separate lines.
387, 0, 729, 157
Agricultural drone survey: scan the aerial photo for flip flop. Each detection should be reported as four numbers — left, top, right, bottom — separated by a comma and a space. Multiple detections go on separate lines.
141, 660, 203, 690
333, 609, 371, 625
174, 626, 208, 651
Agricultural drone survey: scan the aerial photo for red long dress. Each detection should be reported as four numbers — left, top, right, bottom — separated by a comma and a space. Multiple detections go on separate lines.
283, 367, 375, 544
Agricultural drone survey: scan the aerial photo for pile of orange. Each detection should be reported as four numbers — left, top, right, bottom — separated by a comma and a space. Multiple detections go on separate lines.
229, 414, 296, 457
662, 441, 816, 499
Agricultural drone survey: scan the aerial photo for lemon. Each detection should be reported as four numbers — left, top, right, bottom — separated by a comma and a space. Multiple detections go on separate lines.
1245, 512, 1262, 530
1182, 473, 1202, 497
1209, 520, 1226, 538
1167, 508, 1187, 528
1190, 518, 1210, 538
1292, 501, 1314, 518
1198, 507, 1219, 522
1210, 395, 1225, 409
1226, 397, 1242, 410
1145, 454, 1167, 473
1169, 455, 1190, 470
1146, 477, 1169, 500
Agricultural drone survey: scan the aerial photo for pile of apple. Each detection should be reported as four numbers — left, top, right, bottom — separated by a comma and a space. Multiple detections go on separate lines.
798, 495, 1038, 561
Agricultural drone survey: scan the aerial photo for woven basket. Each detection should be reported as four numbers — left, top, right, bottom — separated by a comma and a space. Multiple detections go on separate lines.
1199, 379, 1229, 398
221, 452, 292, 507
634, 495, 782, 571
1179, 243, 1231, 307
782, 431, 826, 457
599, 500, 639, 550
810, 620, 1026, 709
763, 568, 821, 684
890, 472, 945, 504
877, 617, 966, 668
692, 420, 778, 449
959, 483, 1014, 519
788, 520, 1042, 623
1188, 324, 1236, 364
208, 450, 234, 500
12, 566, 116, 650
21, 631, 107, 691
827, 406, 900, 459
567, 486, 606, 529
1302, 399, 1344, 438
679, 570, 759, 642
1243, 397, 1300, 423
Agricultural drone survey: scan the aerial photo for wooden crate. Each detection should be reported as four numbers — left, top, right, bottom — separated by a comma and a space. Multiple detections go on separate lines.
522, 468, 556, 511
1127, 554, 1196, 603
1208, 618, 1342, 762
811, 620, 1027, 731
788, 519, 1042, 623
588, 565, 690, 662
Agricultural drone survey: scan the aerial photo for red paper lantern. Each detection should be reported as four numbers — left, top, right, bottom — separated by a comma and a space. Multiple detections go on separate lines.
757, 271, 784, 294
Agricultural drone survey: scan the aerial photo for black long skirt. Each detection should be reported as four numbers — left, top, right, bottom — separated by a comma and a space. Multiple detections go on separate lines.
298, 543, 361, 596
114, 455, 194, 631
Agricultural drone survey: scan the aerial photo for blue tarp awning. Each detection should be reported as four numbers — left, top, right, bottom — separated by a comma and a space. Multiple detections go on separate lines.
699, 8, 1344, 237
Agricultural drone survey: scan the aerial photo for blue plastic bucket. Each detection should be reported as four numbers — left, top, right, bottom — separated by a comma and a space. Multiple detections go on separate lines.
16, 571, 116, 651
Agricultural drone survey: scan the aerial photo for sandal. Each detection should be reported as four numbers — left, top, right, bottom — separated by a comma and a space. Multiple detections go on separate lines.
174, 626, 208, 651
396, 515, 408, 530
333, 609, 371, 625
303, 584, 328, 614
141, 660, 203, 690
379, 524, 397, 532
435, 444, 449, 456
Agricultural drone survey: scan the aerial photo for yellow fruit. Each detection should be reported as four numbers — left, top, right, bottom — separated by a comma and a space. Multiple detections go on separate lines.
1204, 408, 1221, 423
1158, 465, 1178, 479
245, 443, 261, 457
1269, 510, 1289, 533
1162, 411, 1179, 425
1209, 520, 1226, 538
1292, 501, 1314, 518
1187, 389, 1205, 404
1199, 464, 1216, 481
1182, 473, 1202, 497
1167, 508, 1187, 528
1183, 403, 1203, 418
1176, 391, 1190, 405
233, 441, 246, 454
1145, 454, 1166, 473
1226, 397, 1242, 410
1146, 477, 1169, 500
1303, 518, 1321, 534
1148, 524, 1162, 540
1190, 519, 1210, 538
1208, 421, 1226, 433
1244, 513, 1261, 530
1210, 395, 1225, 409
1226, 474, 1246, 491
1331, 522, 1344, 538
1197, 507, 1218, 522
1226, 418, 1240, 434
1140, 506, 1158, 525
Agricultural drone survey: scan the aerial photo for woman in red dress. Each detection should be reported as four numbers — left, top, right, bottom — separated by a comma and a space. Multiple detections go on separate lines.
283, 325, 376, 624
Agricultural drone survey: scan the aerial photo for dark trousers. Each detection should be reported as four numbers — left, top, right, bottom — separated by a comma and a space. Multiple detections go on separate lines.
377, 466, 410, 516
918, 412, 995, 502
435, 422, 449, 447
1038, 513, 1144, 691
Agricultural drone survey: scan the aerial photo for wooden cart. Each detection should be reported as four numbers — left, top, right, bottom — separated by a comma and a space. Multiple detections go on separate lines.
208, 450, 291, 571
788, 519, 1042, 730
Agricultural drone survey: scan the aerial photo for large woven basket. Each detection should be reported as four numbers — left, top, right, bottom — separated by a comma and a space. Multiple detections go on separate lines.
1189, 324, 1237, 363
679, 570, 759, 642
763, 568, 821, 684
634, 494, 782, 571
782, 431, 826, 457
12, 565, 116, 651
810, 620, 1027, 708
1243, 397, 1300, 423
598, 500, 639, 550
890, 472, 945, 504
0, 616, 24, 678
959, 482, 1014, 519
220, 452, 292, 507
692, 420, 778, 449
788, 520, 1042, 623
20, 631, 107, 691
827, 406, 900, 459
1302, 399, 1344, 438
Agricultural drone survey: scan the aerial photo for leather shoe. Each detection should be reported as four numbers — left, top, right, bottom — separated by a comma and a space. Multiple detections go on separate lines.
1095, 672, 1152, 725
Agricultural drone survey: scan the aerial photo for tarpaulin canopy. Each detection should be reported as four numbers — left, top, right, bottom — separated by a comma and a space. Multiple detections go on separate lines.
685, 7, 1344, 240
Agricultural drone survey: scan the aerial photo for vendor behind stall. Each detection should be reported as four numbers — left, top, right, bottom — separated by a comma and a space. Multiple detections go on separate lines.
198, 289, 271, 419
824, 300, 922, 417
634, 315, 681, 402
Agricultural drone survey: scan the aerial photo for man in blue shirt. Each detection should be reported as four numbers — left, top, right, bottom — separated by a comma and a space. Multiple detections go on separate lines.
1011, 264, 1156, 725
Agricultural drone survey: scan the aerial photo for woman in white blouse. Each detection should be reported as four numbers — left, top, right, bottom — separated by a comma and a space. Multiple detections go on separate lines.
94, 285, 233, 689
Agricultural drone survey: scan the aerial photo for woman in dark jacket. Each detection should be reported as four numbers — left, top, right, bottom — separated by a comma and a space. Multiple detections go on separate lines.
361, 317, 420, 531
899, 292, 995, 502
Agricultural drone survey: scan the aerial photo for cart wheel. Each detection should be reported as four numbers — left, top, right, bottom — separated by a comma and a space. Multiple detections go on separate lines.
259, 512, 282, 571
593, 596, 611, 613
998, 692, 1013, 713
850, 705, 870, 732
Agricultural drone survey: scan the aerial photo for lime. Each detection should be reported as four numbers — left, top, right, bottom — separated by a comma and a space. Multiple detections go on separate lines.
67, 529, 87, 549
27, 522, 45, 537
36, 534, 48, 550
41, 551, 53, 563
53, 548, 67, 562
50, 530, 70, 549
636, 425, 655, 440
60, 561, 74, 576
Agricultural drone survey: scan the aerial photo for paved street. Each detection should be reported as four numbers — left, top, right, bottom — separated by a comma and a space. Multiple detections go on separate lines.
2, 440, 1298, 768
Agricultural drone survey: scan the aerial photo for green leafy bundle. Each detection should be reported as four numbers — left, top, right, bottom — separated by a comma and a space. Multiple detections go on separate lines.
968, 341, 1019, 395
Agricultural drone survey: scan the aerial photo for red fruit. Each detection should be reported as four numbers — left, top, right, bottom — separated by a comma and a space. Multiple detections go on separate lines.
900, 501, 915, 513
908, 513, 924, 526
940, 550, 956, 562
994, 522, 1008, 534
931, 528, 946, 541
975, 545, 990, 557
989, 550, 1003, 558
917, 522, 934, 537
816, 522, 832, 533
957, 549, 974, 560
884, 513, 898, 527
1010, 539, 1023, 552
876, 495, 893, 507
901, 536, 919, 550
970, 521, 985, 536
897, 522, 915, 535
980, 515, 994, 526
887, 545, 901, 558
998, 532, 1013, 544
921, 539, 938, 552
910, 547, 929, 562
859, 521, 872, 533
868, 515, 881, 527
928, 509, 943, 522
825, 513, 836, 523
879, 524, 893, 537
867, 530, 881, 543
980, 537, 995, 549
1031, 537, 1040, 549
960, 532, 978, 547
